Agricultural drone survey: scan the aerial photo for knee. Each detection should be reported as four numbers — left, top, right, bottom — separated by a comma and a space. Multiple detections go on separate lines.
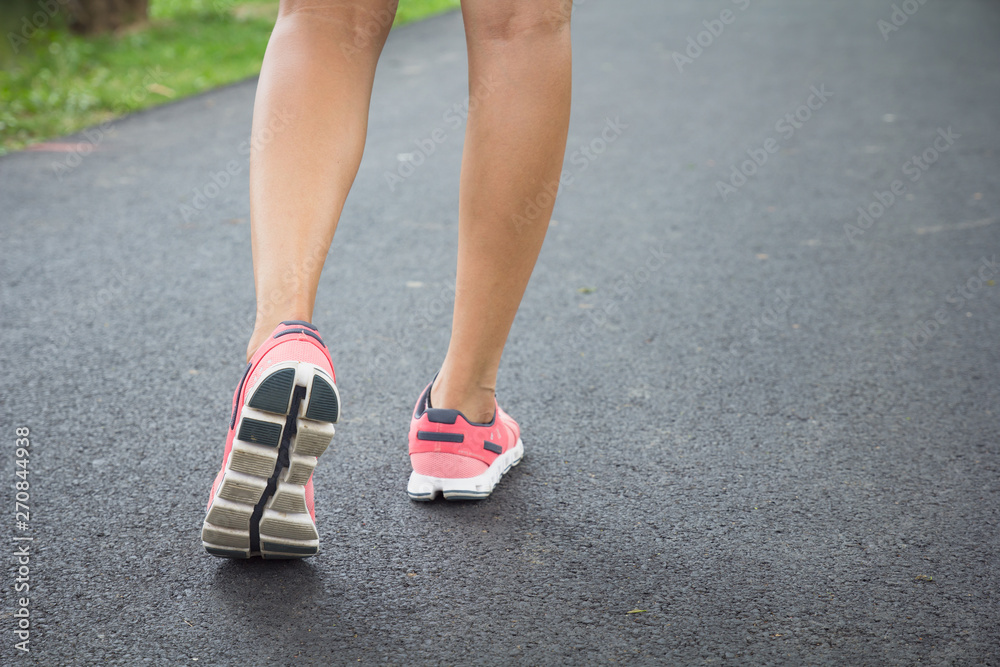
276, 0, 398, 50
466, 0, 572, 43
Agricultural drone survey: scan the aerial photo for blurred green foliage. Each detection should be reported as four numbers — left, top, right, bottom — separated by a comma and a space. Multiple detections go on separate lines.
0, 0, 460, 154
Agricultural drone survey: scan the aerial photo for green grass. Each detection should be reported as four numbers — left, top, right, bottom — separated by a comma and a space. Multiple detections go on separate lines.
0, 0, 460, 154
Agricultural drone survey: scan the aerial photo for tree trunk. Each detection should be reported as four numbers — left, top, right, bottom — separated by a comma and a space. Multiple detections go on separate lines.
66, 0, 149, 35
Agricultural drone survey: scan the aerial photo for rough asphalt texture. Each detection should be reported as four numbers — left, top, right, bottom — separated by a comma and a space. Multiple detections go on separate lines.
2, 0, 999, 664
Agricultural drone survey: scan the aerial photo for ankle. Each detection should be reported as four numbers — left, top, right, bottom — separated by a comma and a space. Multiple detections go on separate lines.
245, 327, 271, 363
430, 374, 496, 424
246, 313, 312, 362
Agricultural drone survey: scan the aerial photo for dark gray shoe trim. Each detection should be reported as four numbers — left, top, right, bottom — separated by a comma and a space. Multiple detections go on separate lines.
305, 375, 339, 423
237, 419, 283, 448
273, 328, 326, 347
260, 541, 318, 556
279, 320, 318, 331
426, 408, 460, 424
205, 547, 248, 559
247, 368, 295, 415
417, 431, 464, 443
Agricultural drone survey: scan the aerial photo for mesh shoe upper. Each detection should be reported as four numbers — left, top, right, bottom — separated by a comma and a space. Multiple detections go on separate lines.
408, 381, 520, 479
209, 321, 335, 519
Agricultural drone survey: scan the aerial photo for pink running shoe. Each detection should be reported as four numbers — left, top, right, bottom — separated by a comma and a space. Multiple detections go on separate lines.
407, 381, 524, 501
202, 321, 340, 559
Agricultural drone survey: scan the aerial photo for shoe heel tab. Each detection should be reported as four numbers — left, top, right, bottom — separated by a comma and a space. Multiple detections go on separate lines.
273, 327, 326, 348
279, 320, 318, 331
425, 408, 461, 425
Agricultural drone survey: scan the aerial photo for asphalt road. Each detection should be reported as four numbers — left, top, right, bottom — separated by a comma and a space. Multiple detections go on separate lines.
2, 0, 999, 664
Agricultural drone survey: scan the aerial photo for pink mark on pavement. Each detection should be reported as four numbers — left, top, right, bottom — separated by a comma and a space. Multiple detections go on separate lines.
25, 142, 100, 152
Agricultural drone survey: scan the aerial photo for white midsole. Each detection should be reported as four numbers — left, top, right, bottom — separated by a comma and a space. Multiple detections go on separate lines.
407, 438, 524, 499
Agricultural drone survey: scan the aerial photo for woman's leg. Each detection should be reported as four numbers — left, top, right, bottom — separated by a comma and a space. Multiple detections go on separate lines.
245, 0, 398, 361
431, 0, 573, 422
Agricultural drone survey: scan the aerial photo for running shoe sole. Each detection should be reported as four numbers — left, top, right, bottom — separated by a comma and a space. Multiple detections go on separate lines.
406, 438, 524, 501
201, 360, 339, 559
